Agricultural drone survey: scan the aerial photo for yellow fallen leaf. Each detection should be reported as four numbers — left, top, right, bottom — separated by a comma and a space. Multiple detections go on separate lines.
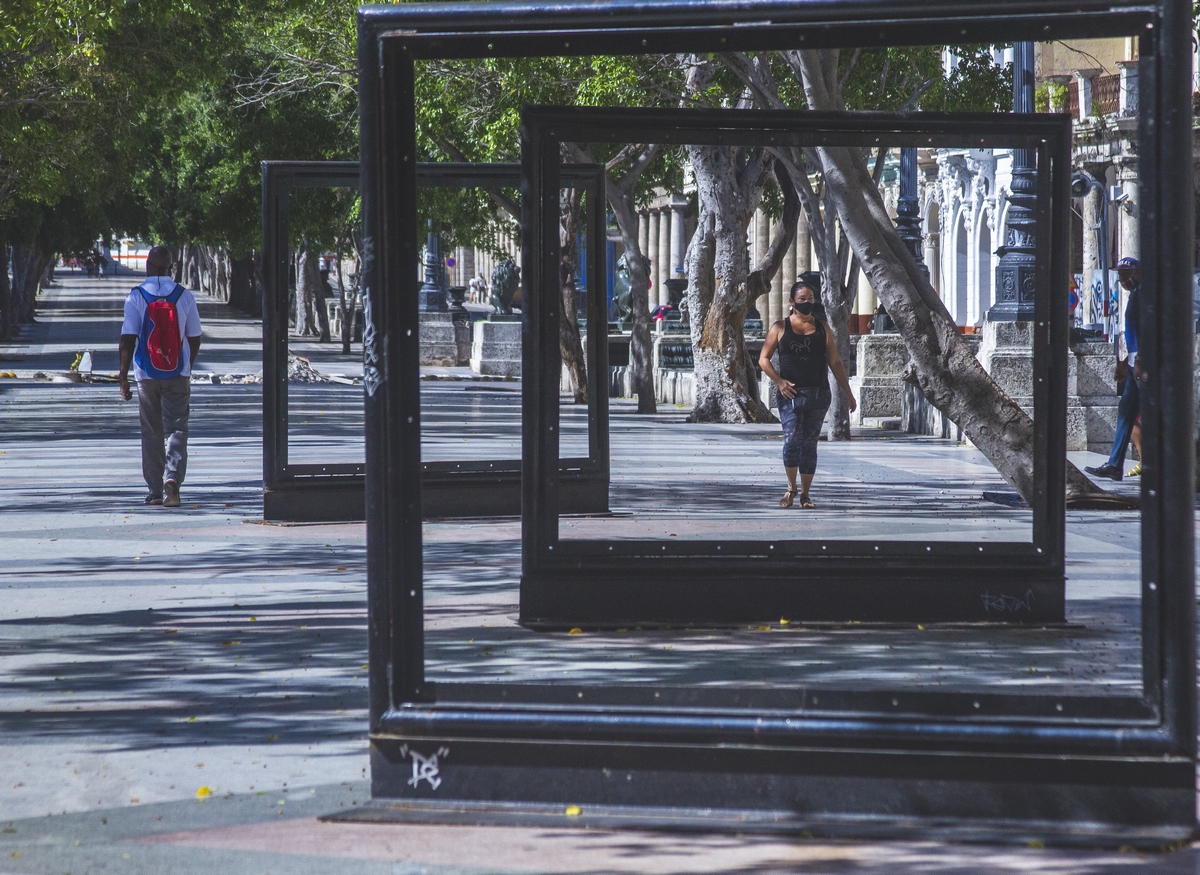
186, 716, 198, 722
220, 640, 240, 647
10, 851, 22, 858
337, 566, 346, 571
564, 805, 582, 816
756, 625, 771, 631
195, 786, 212, 799
568, 627, 583, 635
917, 624, 926, 631
133, 557, 140, 561
249, 617, 257, 622
779, 618, 791, 625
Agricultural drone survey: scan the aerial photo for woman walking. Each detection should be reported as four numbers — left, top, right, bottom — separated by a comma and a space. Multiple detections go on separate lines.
758, 280, 856, 509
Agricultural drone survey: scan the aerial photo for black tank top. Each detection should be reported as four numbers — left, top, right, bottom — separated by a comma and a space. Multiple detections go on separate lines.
778, 318, 828, 388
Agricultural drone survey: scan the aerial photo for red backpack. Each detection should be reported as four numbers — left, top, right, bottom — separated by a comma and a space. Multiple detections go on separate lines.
134, 284, 186, 378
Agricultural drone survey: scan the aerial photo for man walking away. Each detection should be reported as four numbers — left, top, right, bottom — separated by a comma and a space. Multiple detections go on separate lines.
1086, 256, 1141, 481
117, 246, 202, 507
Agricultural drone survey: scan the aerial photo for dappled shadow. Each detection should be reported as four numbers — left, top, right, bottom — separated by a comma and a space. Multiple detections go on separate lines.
0, 582, 368, 750
422, 536, 1140, 692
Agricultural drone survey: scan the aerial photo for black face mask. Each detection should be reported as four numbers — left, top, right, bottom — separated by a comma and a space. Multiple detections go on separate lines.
794, 301, 814, 316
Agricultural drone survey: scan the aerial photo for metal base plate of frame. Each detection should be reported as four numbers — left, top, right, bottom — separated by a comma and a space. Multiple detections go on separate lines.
360, 737, 1193, 849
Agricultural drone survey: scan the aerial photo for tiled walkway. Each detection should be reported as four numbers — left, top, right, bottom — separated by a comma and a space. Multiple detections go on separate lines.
0, 273, 1190, 874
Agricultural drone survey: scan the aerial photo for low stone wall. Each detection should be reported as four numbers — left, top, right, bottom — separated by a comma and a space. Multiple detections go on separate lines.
419, 312, 471, 367
851, 334, 907, 424
470, 318, 521, 376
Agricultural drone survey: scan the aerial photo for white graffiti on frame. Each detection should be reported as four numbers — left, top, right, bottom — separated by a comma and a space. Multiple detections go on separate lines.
399, 745, 450, 790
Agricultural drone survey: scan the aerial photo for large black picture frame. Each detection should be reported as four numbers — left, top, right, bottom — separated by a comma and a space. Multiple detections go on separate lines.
355, 0, 1196, 841
260, 160, 609, 521
520, 107, 1068, 628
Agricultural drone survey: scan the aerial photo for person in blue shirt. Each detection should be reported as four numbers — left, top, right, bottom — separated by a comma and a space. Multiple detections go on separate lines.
1086, 256, 1141, 481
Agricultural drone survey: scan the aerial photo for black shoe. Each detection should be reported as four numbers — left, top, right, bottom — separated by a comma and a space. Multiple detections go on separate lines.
144, 493, 163, 506
1085, 463, 1123, 481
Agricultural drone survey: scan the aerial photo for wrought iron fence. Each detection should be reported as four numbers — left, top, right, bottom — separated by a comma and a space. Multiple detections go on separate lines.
1093, 73, 1121, 115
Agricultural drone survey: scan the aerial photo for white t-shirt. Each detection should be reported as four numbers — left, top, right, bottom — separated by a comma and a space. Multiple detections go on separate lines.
121, 276, 202, 380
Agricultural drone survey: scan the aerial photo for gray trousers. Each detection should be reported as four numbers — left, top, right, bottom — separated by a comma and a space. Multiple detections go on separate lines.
137, 377, 190, 494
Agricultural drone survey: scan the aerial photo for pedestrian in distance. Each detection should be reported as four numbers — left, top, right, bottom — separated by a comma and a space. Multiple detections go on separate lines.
1086, 256, 1142, 481
117, 246, 202, 507
758, 279, 857, 509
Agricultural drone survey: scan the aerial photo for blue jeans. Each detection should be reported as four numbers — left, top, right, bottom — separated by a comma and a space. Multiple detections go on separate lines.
1107, 375, 1140, 468
779, 399, 828, 475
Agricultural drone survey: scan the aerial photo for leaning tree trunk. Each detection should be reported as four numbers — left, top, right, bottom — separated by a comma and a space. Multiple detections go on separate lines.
684, 145, 799, 423
795, 49, 1107, 503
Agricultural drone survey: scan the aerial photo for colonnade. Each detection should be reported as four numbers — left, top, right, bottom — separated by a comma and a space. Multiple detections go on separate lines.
444, 223, 522, 291
633, 198, 821, 327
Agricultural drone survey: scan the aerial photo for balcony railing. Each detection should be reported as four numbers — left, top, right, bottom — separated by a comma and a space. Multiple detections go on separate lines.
1092, 73, 1120, 116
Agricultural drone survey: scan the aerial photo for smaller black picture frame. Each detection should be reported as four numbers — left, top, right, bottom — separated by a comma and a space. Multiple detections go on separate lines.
260, 160, 610, 521
520, 107, 1069, 628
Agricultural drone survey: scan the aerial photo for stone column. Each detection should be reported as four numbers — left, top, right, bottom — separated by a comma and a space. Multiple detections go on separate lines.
670, 197, 687, 279
1116, 160, 1139, 261
769, 217, 783, 320
778, 231, 796, 323
924, 226, 940, 296
647, 210, 660, 304
796, 208, 811, 274
657, 208, 672, 307
754, 209, 770, 323
638, 211, 650, 265
1116, 60, 1139, 116
1074, 68, 1102, 121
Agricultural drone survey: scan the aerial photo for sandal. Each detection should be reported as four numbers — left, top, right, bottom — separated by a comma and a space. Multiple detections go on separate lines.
780, 488, 798, 508
799, 495, 816, 509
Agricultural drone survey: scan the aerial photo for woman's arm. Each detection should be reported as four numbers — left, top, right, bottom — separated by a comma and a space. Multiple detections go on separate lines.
825, 332, 857, 412
758, 322, 795, 399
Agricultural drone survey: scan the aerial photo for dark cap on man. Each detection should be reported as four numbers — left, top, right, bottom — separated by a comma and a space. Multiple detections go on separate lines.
1116, 256, 1139, 270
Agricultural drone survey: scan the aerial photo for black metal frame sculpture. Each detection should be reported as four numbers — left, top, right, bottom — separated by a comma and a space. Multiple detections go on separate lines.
520, 107, 1067, 628
261, 160, 609, 521
355, 0, 1196, 840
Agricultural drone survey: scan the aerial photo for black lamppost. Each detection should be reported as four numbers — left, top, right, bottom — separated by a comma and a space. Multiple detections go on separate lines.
896, 147, 928, 280
418, 222, 447, 312
989, 41, 1036, 322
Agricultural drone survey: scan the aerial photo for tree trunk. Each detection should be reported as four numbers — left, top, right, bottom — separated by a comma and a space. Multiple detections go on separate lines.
336, 240, 352, 355
215, 249, 229, 302
228, 253, 261, 317
564, 142, 659, 413
0, 240, 12, 341
295, 243, 319, 337
683, 148, 799, 424
11, 244, 49, 326
607, 193, 655, 413
794, 50, 1106, 503
559, 188, 588, 403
